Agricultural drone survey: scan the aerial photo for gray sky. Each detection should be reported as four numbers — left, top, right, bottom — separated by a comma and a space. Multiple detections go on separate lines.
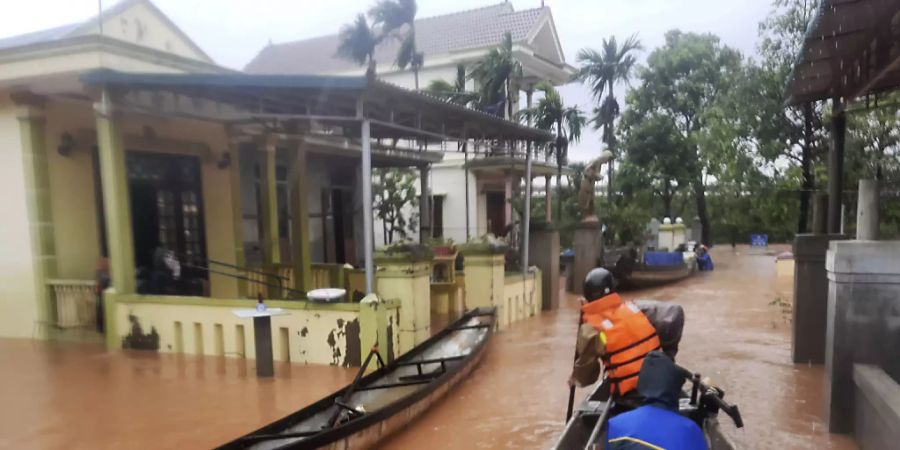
2, 0, 773, 161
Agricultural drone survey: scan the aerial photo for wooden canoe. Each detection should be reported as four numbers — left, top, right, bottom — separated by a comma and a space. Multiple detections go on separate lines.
553, 372, 741, 450
217, 307, 496, 450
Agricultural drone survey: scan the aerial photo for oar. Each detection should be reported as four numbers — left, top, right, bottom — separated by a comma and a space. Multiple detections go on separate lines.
565, 308, 584, 422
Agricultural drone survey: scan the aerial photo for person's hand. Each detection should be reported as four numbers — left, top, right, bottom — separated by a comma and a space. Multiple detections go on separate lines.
579, 296, 587, 306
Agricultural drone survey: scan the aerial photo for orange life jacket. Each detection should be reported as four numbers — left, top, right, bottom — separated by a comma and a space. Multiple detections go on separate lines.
581, 293, 661, 396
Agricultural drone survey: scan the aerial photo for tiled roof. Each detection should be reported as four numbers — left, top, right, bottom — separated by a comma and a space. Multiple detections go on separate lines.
245, 3, 549, 74
0, 22, 82, 50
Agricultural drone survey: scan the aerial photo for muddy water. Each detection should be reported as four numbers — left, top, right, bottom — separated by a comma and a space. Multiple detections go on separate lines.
381, 246, 857, 449
0, 340, 356, 449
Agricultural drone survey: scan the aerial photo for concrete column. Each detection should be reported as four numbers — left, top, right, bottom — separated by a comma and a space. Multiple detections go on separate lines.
545, 175, 552, 222
259, 141, 280, 266
572, 221, 602, 296
14, 92, 57, 332
225, 130, 246, 296
856, 179, 879, 240
825, 240, 900, 433
791, 234, 847, 364
504, 171, 514, 229
813, 193, 829, 234
359, 294, 394, 366
419, 166, 431, 243
529, 224, 559, 310
290, 143, 312, 292
374, 254, 431, 355
828, 108, 845, 234
94, 91, 136, 295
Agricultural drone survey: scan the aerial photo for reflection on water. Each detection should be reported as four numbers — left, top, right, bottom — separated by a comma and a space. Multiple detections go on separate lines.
0, 340, 356, 450
379, 246, 858, 450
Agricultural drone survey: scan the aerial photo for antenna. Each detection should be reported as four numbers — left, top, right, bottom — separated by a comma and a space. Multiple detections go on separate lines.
97, 0, 104, 67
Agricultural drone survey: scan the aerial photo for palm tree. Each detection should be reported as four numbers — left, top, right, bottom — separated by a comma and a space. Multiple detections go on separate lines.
336, 14, 382, 78
425, 65, 481, 106
469, 32, 523, 119
519, 82, 586, 219
369, 0, 424, 89
573, 34, 642, 200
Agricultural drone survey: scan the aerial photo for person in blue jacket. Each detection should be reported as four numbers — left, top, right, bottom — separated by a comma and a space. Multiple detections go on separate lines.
607, 351, 708, 450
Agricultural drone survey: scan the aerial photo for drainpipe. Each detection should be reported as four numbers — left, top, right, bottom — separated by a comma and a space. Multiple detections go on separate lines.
361, 119, 375, 293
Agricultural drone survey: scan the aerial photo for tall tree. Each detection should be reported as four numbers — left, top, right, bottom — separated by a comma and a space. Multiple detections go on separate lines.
425, 65, 481, 107
574, 35, 643, 200
519, 82, 586, 219
336, 14, 382, 77
369, 0, 424, 89
625, 30, 742, 245
469, 32, 523, 119
754, 0, 823, 233
618, 113, 693, 218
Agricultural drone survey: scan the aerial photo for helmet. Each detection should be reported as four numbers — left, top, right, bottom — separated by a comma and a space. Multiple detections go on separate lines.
584, 267, 616, 302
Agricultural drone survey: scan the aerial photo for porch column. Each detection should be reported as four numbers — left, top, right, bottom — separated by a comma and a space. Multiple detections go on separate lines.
259, 139, 281, 266
504, 170, 513, 230
828, 104, 846, 234
94, 90, 136, 294
226, 129, 246, 296
419, 166, 431, 243
290, 142, 312, 292
545, 175, 552, 223
13, 92, 57, 331
361, 120, 375, 293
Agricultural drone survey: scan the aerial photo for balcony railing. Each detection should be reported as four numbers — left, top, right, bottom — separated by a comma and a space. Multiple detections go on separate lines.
47, 279, 96, 328
245, 263, 366, 301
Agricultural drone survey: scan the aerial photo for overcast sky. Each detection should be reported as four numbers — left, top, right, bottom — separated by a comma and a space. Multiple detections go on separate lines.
2, 0, 773, 161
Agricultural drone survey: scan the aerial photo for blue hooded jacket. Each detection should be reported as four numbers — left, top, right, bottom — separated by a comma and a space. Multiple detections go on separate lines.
607, 351, 708, 450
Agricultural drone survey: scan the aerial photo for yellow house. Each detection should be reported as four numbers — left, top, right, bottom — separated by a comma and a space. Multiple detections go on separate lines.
0, 0, 548, 366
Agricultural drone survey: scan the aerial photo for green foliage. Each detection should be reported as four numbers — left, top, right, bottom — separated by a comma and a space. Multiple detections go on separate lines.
369, 0, 423, 87
468, 32, 523, 119
373, 168, 419, 244
336, 14, 381, 69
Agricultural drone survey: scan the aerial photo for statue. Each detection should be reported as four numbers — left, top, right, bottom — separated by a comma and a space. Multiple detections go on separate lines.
578, 151, 615, 221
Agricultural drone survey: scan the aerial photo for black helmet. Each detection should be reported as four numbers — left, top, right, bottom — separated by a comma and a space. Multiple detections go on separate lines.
584, 267, 616, 301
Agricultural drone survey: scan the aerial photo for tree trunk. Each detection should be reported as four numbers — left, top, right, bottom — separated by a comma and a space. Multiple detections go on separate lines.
798, 103, 814, 234
662, 180, 673, 219
693, 177, 711, 245
506, 78, 513, 120
414, 67, 420, 91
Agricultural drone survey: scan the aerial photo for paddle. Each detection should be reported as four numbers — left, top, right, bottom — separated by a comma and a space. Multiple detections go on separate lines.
565, 306, 584, 422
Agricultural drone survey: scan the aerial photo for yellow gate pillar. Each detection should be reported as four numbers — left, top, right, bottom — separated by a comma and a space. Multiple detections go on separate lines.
461, 240, 506, 326
375, 245, 433, 356
13, 92, 57, 336
94, 91, 136, 295
290, 142, 312, 292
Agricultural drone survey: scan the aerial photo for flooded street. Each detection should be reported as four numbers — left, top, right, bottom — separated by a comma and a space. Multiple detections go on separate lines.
0, 340, 356, 449
381, 245, 858, 449
0, 246, 859, 449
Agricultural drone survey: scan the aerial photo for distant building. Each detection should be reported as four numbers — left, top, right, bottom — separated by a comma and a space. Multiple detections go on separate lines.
246, 3, 574, 246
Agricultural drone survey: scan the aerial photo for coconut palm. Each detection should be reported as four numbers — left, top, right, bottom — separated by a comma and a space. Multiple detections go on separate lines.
518, 82, 586, 219
369, 0, 424, 89
426, 65, 481, 106
469, 32, 523, 119
574, 34, 642, 199
336, 14, 382, 78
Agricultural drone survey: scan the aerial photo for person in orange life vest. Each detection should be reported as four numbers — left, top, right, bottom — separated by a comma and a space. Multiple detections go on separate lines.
569, 268, 662, 397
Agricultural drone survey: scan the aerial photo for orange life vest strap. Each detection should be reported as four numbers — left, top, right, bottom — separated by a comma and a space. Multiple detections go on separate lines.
605, 345, 662, 370
604, 331, 659, 359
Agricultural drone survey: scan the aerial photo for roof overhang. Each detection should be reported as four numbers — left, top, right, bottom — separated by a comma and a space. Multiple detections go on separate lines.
80, 69, 554, 143
464, 155, 572, 177
784, 0, 900, 109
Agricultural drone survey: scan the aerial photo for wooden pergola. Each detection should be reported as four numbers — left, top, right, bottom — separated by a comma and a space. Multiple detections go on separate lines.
81, 69, 552, 294
784, 0, 900, 232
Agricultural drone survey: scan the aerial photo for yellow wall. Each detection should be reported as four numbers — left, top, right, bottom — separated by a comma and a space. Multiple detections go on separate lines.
44, 100, 238, 296
502, 271, 541, 328
0, 98, 40, 338
110, 294, 367, 366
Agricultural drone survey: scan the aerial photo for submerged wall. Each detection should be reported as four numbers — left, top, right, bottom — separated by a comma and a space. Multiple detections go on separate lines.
107, 293, 400, 367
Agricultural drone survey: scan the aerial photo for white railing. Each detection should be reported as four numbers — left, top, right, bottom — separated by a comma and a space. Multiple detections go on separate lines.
47, 279, 96, 328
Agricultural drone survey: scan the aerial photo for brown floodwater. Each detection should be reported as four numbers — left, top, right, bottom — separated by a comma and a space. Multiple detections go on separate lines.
380, 245, 858, 449
0, 246, 859, 449
0, 340, 356, 449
